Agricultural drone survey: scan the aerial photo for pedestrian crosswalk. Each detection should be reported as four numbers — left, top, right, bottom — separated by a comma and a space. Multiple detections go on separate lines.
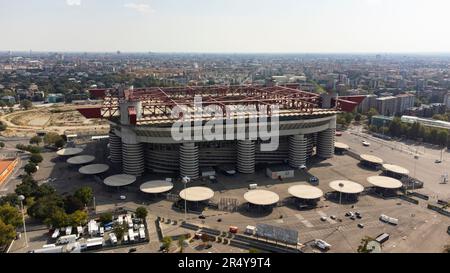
295, 213, 315, 228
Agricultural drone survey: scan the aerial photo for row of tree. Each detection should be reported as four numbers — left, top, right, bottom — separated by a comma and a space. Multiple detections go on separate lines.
369, 117, 450, 147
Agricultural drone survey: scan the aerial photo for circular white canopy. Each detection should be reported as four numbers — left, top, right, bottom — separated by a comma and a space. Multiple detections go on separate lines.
79, 164, 110, 175
140, 180, 174, 194
179, 187, 214, 202
335, 142, 350, 150
103, 174, 136, 187
244, 190, 280, 206
367, 176, 403, 189
329, 180, 364, 194
382, 164, 410, 176
67, 155, 95, 165
360, 154, 384, 164
288, 185, 324, 200
57, 148, 83, 156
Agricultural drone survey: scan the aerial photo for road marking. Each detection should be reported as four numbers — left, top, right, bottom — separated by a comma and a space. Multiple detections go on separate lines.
295, 214, 314, 228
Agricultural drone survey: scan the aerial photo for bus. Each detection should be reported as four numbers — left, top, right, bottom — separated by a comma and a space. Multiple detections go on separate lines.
375, 233, 390, 244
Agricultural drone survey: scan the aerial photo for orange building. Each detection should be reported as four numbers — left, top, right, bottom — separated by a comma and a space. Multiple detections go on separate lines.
0, 158, 19, 186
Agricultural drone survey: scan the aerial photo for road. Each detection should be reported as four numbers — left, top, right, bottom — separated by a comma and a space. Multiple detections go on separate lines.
340, 126, 450, 199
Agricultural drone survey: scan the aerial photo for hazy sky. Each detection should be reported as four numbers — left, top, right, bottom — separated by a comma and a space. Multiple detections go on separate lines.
1, 0, 450, 53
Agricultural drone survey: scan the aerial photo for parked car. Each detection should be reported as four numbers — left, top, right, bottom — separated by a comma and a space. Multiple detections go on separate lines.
357, 223, 365, 228
314, 239, 331, 251
330, 215, 337, 220
362, 141, 371, 147
128, 248, 137, 253
320, 216, 327, 222
199, 215, 206, 219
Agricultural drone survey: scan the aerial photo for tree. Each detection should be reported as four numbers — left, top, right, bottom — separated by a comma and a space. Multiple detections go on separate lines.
15, 177, 39, 198
20, 99, 33, 110
74, 186, 93, 205
34, 184, 56, 199
64, 195, 84, 214
162, 236, 173, 251
357, 236, 375, 253
0, 203, 22, 228
0, 219, 16, 247
0, 121, 7, 131
177, 235, 186, 253
366, 108, 379, 124
69, 210, 88, 226
99, 212, 113, 225
113, 222, 127, 241
24, 162, 37, 175
437, 130, 448, 147
44, 132, 63, 146
27, 194, 64, 221
135, 207, 148, 219
29, 136, 42, 146
0, 142, 5, 148
29, 153, 43, 164
354, 113, 362, 122
0, 193, 19, 207
44, 208, 69, 228
55, 138, 66, 148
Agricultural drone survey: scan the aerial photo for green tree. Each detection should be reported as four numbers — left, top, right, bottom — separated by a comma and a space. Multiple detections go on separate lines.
69, 210, 88, 226
34, 184, 56, 199
29, 153, 43, 164
55, 138, 66, 148
0, 219, 16, 247
74, 186, 93, 205
0, 121, 7, 131
64, 195, 84, 214
29, 136, 42, 146
44, 208, 69, 228
354, 113, 362, 122
113, 222, 127, 240
0, 193, 19, 207
15, 177, 39, 198
0, 142, 5, 148
24, 162, 37, 175
249, 248, 261, 253
162, 236, 173, 251
20, 99, 33, 110
27, 194, 64, 221
99, 212, 113, 225
43, 132, 63, 146
437, 130, 448, 147
135, 207, 148, 219
0, 203, 22, 228
177, 235, 186, 253
366, 108, 379, 124
357, 236, 375, 253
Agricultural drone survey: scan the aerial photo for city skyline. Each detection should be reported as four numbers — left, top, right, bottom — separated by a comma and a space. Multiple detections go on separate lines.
2, 0, 450, 53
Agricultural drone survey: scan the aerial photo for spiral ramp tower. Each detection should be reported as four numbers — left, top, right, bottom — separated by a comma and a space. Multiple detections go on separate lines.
237, 140, 256, 174
179, 142, 199, 179
288, 135, 307, 168
109, 132, 123, 164
122, 142, 145, 176
317, 129, 335, 159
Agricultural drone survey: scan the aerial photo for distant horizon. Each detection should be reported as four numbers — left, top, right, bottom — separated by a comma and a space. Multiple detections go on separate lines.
2, 0, 450, 53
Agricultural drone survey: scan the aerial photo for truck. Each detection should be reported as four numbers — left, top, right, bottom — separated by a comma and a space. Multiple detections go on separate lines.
139, 228, 145, 240
128, 229, 135, 242
375, 233, 390, 244
109, 233, 118, 245
86, 238, 103, 250
380, 214, 399, 225
245, 225, 256, 235
56, 234, 77, 245
51, 228, 60, 239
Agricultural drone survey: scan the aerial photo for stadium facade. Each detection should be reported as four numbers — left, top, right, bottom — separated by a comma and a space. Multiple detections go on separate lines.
78, 85, 364, 179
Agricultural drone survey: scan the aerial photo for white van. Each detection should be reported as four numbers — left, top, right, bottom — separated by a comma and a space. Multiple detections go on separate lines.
51, 228, 60, 239
99, 227, 105, 236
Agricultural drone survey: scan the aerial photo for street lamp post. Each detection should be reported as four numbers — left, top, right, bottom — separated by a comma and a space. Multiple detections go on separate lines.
18, 195, 28, 248
182, 176, 190, 222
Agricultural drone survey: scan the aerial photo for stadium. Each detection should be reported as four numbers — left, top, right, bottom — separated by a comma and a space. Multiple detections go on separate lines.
77, 85, 364, 179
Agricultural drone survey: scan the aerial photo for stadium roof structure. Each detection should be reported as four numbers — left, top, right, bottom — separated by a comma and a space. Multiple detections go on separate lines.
79, 164, 110, 175
329, 180, 364, 194
140, 180, 174, 194
179, 187, 214, 202
103, 174, 136, 187
382, 164, 410, 176
244, 190, 280, 206
67, 155, 95, 165
77, 85, 364, 125
360, 154, 384, 164
56, 148, 83, 156
288, 185, 324, 200
334, 142, 350, 150
367, 176, 403, 189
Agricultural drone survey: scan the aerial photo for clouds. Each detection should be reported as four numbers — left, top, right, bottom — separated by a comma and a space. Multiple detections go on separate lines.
124, 3, 154, 14
66, 0, 81, 6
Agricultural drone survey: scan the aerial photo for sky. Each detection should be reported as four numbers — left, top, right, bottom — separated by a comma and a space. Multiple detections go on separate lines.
1, 0, 450, 53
